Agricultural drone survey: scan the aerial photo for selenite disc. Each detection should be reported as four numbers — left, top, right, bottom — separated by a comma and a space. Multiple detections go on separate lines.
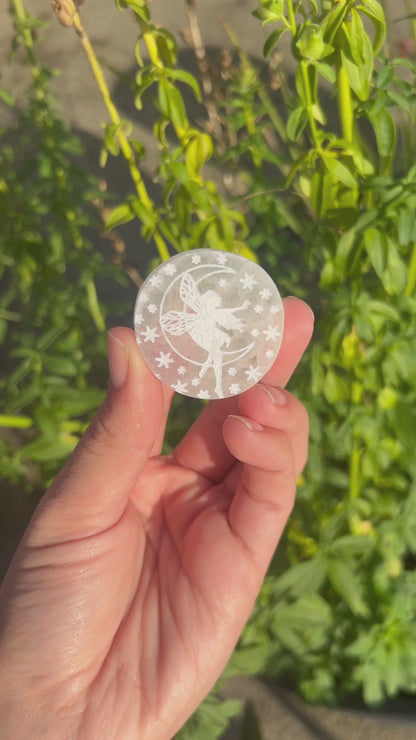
133, 249, 284, 399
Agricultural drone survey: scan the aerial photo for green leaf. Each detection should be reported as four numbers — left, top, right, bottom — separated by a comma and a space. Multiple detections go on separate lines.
119, 0, 150, 21
286, 106, 308, 142
263, 27, 286, 58
0, 88, 15, 107
18, 433, 78, 463
349, 10, 367, 65
330, 535, 374, 557
274, 557, 326, 598
323, 369, 349, 403
367, 107, 396, 157
326, 558, 369, 616
364, 231, 407, 294
390, 403, 416, 451
185, 134, 213, 179
398, 206, 416, 246
313, 61, 336, 84
129, 197, 156, 229
321, 154, 357, 189
168, 69, 201, 102
358, 0, 386, 54
104, 202, 135, 231
363, 227, 388, 273
0, 414, 32, 429
158, 78, 187, 132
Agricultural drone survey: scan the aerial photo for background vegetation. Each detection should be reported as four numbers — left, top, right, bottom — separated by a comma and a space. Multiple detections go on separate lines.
1, 0, 416, 736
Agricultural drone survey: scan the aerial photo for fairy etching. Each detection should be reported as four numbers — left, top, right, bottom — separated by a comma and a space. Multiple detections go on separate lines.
161, 272, 250, 397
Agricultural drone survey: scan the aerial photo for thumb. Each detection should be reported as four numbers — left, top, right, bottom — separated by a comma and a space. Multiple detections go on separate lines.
33, 328, 167, 542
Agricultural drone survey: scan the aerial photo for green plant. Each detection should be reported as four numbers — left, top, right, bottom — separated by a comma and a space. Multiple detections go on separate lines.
199, 0, 416, 707
0, 0, 123, 487
3, 0, 416, 734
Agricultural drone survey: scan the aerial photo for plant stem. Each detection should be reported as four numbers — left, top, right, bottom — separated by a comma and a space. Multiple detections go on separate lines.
349, 442, 361, 499
335, 50, 354, 144
285, 0, 297, 36
405, 244, 416, 297
9, 0, 39, 72
299, 61, 320, 149
70, 5, 169, 261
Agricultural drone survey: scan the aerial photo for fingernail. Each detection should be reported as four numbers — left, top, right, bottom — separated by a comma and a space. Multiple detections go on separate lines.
258, 384, 286, 406
108, 331, 128, 388
227, 415, 264, 432
286, 296, 315, 321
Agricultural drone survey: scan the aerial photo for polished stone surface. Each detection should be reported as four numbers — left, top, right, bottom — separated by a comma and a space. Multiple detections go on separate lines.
134, 250, 284, 398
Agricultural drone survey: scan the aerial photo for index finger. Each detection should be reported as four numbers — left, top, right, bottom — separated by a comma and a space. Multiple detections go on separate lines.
171, 297, 314, 481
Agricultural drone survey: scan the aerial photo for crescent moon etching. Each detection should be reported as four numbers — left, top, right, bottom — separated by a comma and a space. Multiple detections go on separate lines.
134, 249, 284, 400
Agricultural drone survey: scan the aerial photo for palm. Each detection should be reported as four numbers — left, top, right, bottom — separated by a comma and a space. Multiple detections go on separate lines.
0, 298, 313, 740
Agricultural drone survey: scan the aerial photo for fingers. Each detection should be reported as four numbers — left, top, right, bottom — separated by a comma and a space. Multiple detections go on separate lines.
172, 296, 314, 481
31, 328, 170, 544
222, 386, 308, 570
238, 383, 309, 476
262, 296, 314, 388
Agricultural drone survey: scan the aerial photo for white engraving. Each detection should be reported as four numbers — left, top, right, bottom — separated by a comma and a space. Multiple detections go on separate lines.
263, 325, 282, 341
240, 273, 258, 290
173, 380, 188, 393
161, 272, 250, 398
245, 365, 262, 383
156, 351, 174, 369
141, 326, 160, 343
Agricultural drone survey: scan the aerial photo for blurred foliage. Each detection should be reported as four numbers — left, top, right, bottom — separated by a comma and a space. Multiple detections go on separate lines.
2, 0, 416, 737
0, 2, 125, 488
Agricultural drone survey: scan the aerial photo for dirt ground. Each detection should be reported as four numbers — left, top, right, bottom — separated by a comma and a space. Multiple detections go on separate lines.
1, 1, 416, 738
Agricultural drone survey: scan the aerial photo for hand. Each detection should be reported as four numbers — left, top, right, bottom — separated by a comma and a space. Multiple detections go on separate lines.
0, 297, 313, 740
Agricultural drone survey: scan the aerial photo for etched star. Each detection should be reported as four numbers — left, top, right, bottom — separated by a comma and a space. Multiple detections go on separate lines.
254, 304, 264, 314
240, 272, 257, 290
270, 305, 280, 315
227, 366, 237, 376
266, 349, 275, 359
219, 279, 228, 288
135, 313, 144, 326
155, 351, 174, 369
147, 304, 157, 314
263, 324, 282, 341
191, 254, 202, 264
197, 389, 210, 399
191, 377, 200, 387
251, 328, 260, 338
229, 383, 241, 394
260, 288, 272, 300
173, 380, 188, 393
245, 365, 262, 382
178, 365, 187, 376
141, 326, 160, 343
216, 253, 228, 265
149, 274, 163, 287
163, 263, 177, 276
139, 291, 150, 304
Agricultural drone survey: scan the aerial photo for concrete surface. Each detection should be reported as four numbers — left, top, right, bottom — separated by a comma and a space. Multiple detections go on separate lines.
1, 1, 416, 738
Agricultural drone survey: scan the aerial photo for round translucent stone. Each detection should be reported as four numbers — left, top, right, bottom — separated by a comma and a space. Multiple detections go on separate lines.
133, 249, 284, 399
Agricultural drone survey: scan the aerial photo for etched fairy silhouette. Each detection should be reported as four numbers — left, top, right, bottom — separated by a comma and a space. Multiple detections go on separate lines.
161, 272, 250, 397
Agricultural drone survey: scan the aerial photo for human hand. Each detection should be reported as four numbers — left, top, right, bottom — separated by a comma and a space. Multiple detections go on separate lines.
0, 297, 313, 740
